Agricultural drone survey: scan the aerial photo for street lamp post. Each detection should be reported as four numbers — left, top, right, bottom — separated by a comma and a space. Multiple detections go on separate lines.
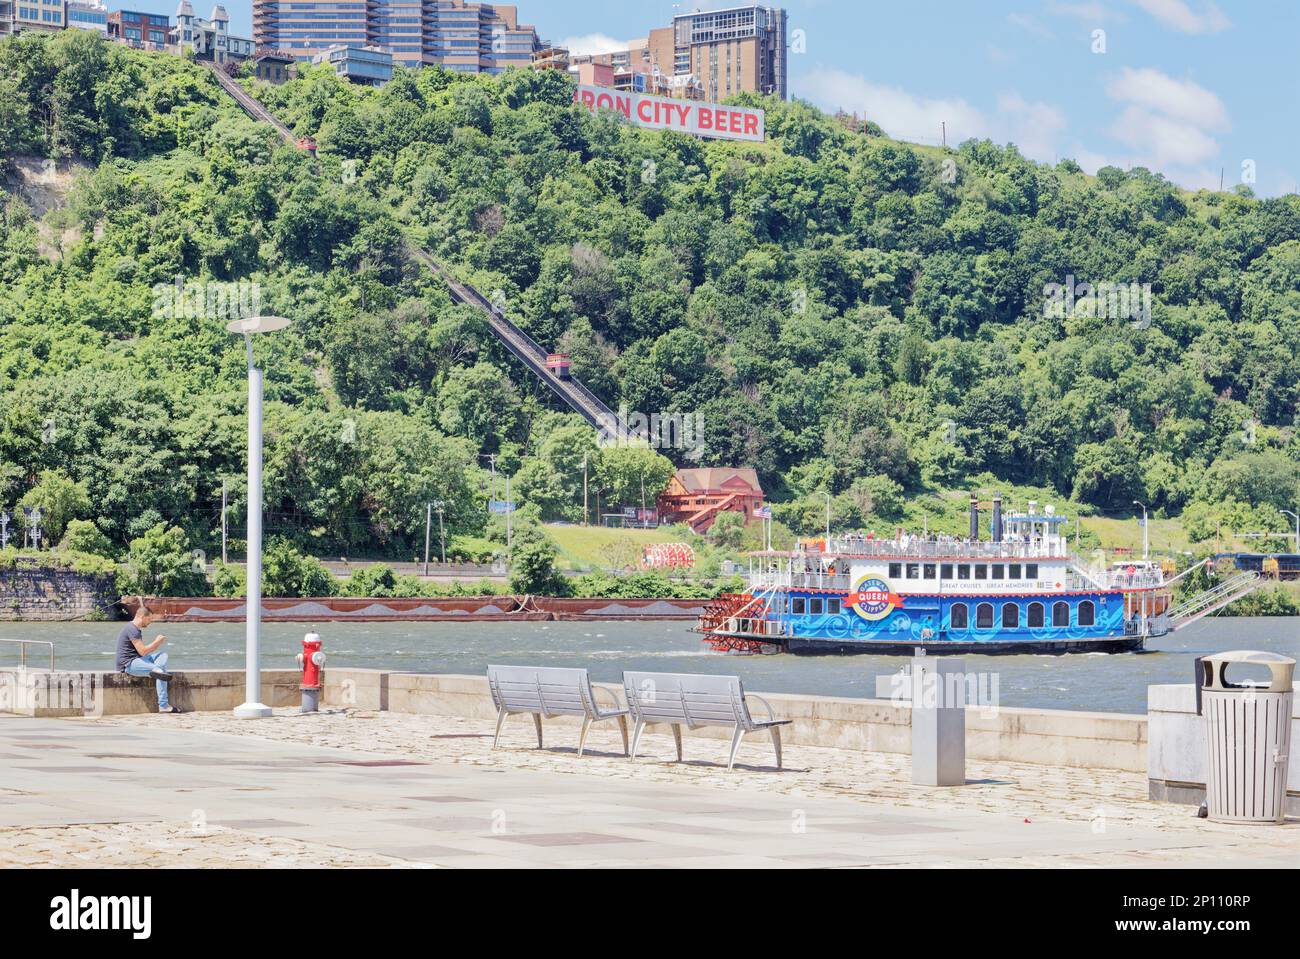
434, 499, 446, 564
227, 315, 291, 720
1282, 509, 1300, 554
1133, 500, 1149, 561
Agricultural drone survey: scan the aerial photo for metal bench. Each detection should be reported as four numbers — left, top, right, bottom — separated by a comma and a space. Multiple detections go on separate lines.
622, 671, 789, 771
486, 665, 629, 756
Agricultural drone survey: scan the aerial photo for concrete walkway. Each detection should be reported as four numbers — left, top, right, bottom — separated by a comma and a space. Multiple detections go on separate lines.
1, 711, 1296, 868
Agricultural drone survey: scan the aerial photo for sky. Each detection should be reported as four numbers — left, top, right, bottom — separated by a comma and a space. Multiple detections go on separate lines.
136, 0, 1298, 196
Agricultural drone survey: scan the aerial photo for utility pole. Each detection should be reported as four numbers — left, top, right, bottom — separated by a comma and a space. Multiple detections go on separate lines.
822, 491, 831, 542
505, 474, 512, 556
582, 455, 589, 526
941, 120, 946, 148
423, 502, 432, 576
221, 479, 228, 565
0, 511, 9, 549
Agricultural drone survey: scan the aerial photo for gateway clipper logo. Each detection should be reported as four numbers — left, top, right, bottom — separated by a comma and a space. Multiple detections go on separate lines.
844, 576, 905, 621
50, 889, 151, 940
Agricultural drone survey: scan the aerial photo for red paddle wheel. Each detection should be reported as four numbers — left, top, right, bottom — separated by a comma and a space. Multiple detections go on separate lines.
695, 593, 779, 654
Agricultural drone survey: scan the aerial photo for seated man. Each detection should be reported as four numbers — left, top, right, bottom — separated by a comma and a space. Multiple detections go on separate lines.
116, 602, 182, 714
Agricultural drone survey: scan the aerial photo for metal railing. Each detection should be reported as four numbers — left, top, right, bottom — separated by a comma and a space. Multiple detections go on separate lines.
815, 537, 1073, 560
0, 639, 55, 671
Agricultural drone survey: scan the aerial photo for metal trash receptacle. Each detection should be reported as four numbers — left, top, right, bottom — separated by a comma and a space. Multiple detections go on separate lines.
1196, 650, 1295, 823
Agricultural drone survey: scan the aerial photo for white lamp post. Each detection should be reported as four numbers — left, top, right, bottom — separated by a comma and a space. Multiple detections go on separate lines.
227, 315, 292, 719
1282, 510, 1300, 554
1133, 500, 1149, 561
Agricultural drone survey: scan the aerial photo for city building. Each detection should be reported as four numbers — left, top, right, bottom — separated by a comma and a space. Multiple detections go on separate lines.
108, 8, 169, 49
66, 0, 107, 34
252, 46, 296, 84
657, 468, 766, 534
569, 5, 787, 102
312, 43, 392, 86
173, 3, 255, 64
253, 0, 539, 73
12, 0, 66, 33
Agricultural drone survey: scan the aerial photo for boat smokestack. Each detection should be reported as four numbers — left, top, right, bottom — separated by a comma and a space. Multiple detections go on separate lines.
969, 494, 979, 541
992, 493, 1003, 543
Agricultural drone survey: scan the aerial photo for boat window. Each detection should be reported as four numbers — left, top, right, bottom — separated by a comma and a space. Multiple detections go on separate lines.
1052, 601, 1069, 627
1008, 563, 1022, 579
1026, 563, 1039, 579
828, 597, 841, 614
1002, 603, 1019, 628
940, 563, 953, 579
889, 562, 902, 578
957, 564, 971, 580
974, 564, 988, 580
1028, 602, 1044, 628
809, 597, 824, 615
923, 563, 936, 579
950, 603, 968, 629
976, 603, 994, 629
991, 564, 1004, 580
906, 563, 920, 579
792, 597, 806, 615
1078, 600, 1095, 626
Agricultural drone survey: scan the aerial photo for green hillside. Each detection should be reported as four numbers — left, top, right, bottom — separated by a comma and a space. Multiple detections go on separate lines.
0, 31, 1297, 579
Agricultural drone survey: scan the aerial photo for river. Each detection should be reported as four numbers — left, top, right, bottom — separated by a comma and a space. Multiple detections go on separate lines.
3, 617, 1295, 714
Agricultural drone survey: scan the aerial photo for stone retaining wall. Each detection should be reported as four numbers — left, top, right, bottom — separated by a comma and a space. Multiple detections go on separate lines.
0, 565, 118, 621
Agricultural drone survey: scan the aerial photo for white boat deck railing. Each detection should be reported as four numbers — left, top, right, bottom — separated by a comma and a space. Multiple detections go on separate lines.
812, 538, 1073, 560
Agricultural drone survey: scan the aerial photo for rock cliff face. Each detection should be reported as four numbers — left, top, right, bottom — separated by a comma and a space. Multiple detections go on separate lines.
0, 562, 118, 621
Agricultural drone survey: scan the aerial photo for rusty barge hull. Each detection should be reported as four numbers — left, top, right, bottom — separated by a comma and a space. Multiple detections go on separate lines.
123, 596, 707, 623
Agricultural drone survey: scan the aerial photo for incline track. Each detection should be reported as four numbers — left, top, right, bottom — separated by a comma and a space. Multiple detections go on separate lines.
205, 63, 625, 437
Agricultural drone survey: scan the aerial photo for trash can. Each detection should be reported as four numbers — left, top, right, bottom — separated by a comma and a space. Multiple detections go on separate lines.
1196, 651, 1295, 823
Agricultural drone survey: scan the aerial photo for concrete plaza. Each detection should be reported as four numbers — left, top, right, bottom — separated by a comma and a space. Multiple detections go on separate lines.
2, 709, 1297, 868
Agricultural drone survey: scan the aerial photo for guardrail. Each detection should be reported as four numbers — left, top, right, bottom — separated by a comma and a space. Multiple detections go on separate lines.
0, 639, 55, 671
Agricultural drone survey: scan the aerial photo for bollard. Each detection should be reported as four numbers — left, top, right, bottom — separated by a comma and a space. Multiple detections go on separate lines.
910, 649, 967, 786
296, 631, 325, 713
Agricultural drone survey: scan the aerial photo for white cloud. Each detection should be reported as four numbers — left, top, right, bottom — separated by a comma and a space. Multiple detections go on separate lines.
1048, 1, 1122, 21
797, 68, 1065, 163
1105, 67, 1229, 130
1130, 0, 1229, 34
556, 33, 637, 56
1007, 13, 1053, 37
1108, 105, 1221, 166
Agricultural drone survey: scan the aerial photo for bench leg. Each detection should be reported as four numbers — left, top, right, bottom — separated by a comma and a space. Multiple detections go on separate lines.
727, 726, 745, 771
533, 713, 544, 749
671, 724, 683, 763
770, 725, 783, 770
493, 708, 508, 748
617, 715, 629, 756
630, 719, 646, 759
578, 716, 592, 757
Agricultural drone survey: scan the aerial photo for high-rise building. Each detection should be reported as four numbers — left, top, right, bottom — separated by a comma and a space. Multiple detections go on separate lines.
253, 0, 540, 73
567, 5, 787, 102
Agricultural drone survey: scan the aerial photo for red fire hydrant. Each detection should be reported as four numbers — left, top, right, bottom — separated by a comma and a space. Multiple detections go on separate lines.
296, 631, 325, 713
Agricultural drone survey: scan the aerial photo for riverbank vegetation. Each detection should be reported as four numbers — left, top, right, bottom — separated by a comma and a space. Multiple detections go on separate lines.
0, 33, 1296, 601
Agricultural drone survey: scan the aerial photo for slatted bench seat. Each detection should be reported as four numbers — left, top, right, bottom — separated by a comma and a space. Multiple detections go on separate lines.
486, 664, 629, 756
622, 671, 789, 771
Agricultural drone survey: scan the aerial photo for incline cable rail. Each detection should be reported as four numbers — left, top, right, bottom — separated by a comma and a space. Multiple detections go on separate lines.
206, 63, 625, 438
